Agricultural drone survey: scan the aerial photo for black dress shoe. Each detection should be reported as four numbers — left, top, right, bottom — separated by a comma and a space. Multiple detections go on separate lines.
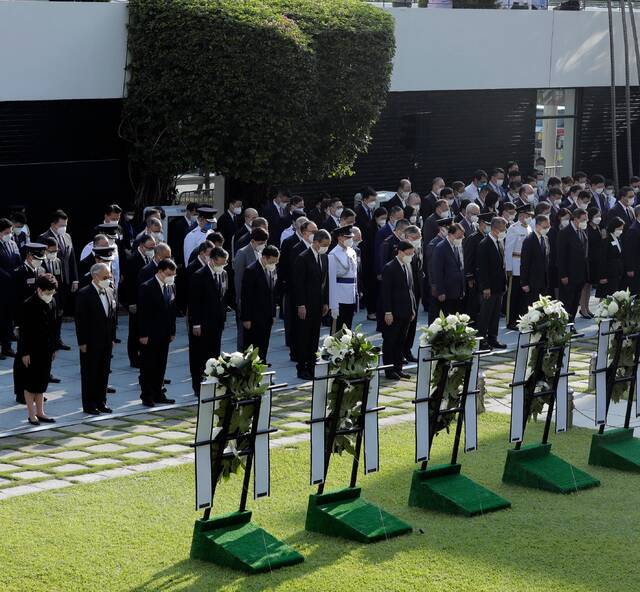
97, 406, 113, 414
1, 349, 16, 358
488, 340, 506, 350
28, 417, 40, 426
163, 378, 172, 385
479, 339, 493, 351
56, 342, 71, 351
36, 415, 56, 423
83, 408, 101, 415
398, 371, 411, 379
404, 353, 418, 363
297, 371, 313, 381
49, 375, 61, 384
113, 337, 122, 344
141, 399, 156, 408
106, 386, 116, 394
157, 397, 176, 405
385, 371, 401, 380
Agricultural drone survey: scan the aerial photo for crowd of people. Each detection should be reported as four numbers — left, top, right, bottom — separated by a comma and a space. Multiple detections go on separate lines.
2, 161, 640, 425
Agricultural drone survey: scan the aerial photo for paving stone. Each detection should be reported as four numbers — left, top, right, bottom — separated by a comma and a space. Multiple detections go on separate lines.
121, 424, 161, 434
120, 435, 161, 446
58, 424, 96, 434
14, 456, 57, 467
121, 451, 158, 460
66, 473, 107, 484
154, 430, 190, 440
156, 408, 193, 418
55, 437, 96, 448
13, 470, 50, 480
19, 430, 67, 440
0, 463, 19, 472
88, 430, 129, 440
0, 450, 24, 460
156, 444, 190, 453
91, 419, 128, 428
96, 467, 135, 479
51, 463, 87, 473
50, 450, 91, 460
85, 443, 126, 453
157, 418, 191, 427
32, 479, 73, 491
0, 484, 42, 498
124, 413, 159, 421
0, 437, 30, 446
85, 457, 122, 466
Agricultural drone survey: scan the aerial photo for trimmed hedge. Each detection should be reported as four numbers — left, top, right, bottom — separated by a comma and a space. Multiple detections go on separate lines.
122, 0, 395, 201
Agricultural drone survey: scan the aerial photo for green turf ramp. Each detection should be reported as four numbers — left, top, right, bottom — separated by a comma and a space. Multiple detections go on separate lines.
589, 428, 640, 472
190, 510, 304, 573
408, 463, 511, 516
305, 487, 412, 543
502, 443, 600, 493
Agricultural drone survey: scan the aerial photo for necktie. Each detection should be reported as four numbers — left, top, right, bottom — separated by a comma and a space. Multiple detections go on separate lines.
498, 240, 504, 259
163, 285, 171, 304
540, 235, 546, 257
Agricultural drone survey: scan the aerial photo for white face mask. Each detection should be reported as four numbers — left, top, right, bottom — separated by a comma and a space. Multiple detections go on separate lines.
400, 191, 410, 200
46, 252, 57, 261
410, 216, 417, 224
410, 239, 421, 250
526, 194, 536, 204
453, 238, 463, 248
578, 220, 588, 230
335, 208, 344, 218
401, 254, 413, 264
232, 207, 242, 216
212, 265, 225, 274
497, 231, 507, 241
560, 219, 570, 228
613, 229, 623, 238
605, 190, 614, 197
366, 201, 376, 210
1, 233, 11, 243
539, 227, 550, 236
151, 231, 163, 240
254, 243, 266, 253
592, 217, 602, 226
496, 179, 504, 187
144, 249, 154, 259
439, 210, 451, 219
39, 291, 54, 304
98, 279, 111, 290
32, 259, 43, 269
376, 218, 386, 227
125, 214, 134, 221
344, 238, 354, 248
523, 216, 532, 226
446, 198, 454, 207
470, 215, 479, 224
318, 246, 329, 255
163, 275, 175, 286
265, 263, 277, 273
12, 227, 22, 235
54, 225, 67, 236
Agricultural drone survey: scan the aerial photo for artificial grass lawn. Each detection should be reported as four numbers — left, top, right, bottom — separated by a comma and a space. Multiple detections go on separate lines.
0, 413, 637, 592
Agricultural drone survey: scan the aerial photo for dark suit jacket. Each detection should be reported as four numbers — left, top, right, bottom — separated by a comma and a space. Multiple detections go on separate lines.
322, 216, 339, 234
520, 232, 549, 297
385, 193, 404, 211
241, 261, 277, 325
476, 236, 506, 293
17, 293, 57, 357
380, 234, 401, 272
13, 263, 43, 318
459, 217, 474, 237
374, 223, 394, 275
623, 220, 640, 289
124, 250, 148, 305
278, 233, 301, 294
261, 202, 287, 245
422, 213, 441, 246
75, 284, 116, 350
188, 266, 227, 332
0, 240, 21, 310
608, 201, 634, 227
598, 234, 624, 290
38, 228, 78, 285
355, 205, 374, 241
232, 224, 251, 256
381, 258, 415, 319
463, 231, 483, 282
292, 248, 328, 318
138, 277, 176, 340
420, 192, 438, 221
431, 239, 465, 299
556, 224, 588, 286
217, 211, 241, 251
168, 216, 194, 266
138, 260, 159, 286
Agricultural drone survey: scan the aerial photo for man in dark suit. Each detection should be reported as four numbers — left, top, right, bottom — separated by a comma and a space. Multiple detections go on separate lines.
459, 202, 480, 237
420, 177, 445, 220
138, 258, 177, 407
138, 243, 172, 285
386, 178, 412, 211
520, 214, 551, 306
403, 225, 423, 362
476, 217, 508, 350
241, 245, 279, 361
278, 215, 305, 351
124, 233, 157, 368
422, 199, 451, 246
75, 263, 117, 414
381, 240, 417, 380
41, 237, 66, 354
557, 208, 589, 324
0, 218, 21, 358
431, 223, 466, 315
78, 244, 117, 289
463, 212, 493, 323
38, 209, 78, 319
321, 198, 344, 234
623, 205, 640, 294
608, 187, 636, 227
261, 188, 290, 246
292, 229, 330, 380
188, 247, 228, 396
355, 187, 377, 237
231, 208, 258, 255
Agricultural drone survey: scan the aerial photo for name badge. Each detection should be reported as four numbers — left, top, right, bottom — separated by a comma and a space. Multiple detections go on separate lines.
27, 278, 35, 285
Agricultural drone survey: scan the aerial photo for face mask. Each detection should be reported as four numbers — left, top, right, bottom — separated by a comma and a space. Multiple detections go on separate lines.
376, 218, 386, 227
151, 231, 163, 240
592, 216, 602, 225
163, 275, 175, 286
54, 225, 67, 236
98, 279, 111, 290
265, 263, 277, 272
614, 229, 623, 238
32, 259, 43, 269
498, 231, 507, 241
12, 227, 22, 235
318, 246, 329, 255
410, 215, 417, 224
578, 221, 588, 230
212, 265, 225, 274
254, 243, 266, 253
39, 292, 54, 304
470, 215, 479, 224
232, 207, 242, 215
366, 201, 376, 210
344, 238, 354, 248
144, 249, 154, 259
539, 227, 550, 236
1, 233, 11, 243
335, 208, 344, 218
482, 226, 490, 235
400, 191, 410, 200
634, 187, 640, 194
125, 214, 134, 221
593, 187, 602, 195
477, 182, 487, 191
439, 210, 451, 219
401, 254, 413, 264
410, 239, 421, 250
496, 179, 504, 187
446, 198, 454, 207
560, 219, 570, 228
453, 238, 463, 248
526, 194, 536, 204
626, 197, 635, 206
46, 252, 57, 261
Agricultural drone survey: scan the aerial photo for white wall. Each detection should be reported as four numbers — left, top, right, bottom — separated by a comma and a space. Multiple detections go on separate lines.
0, 1, 128, 101
388, 7, 640, 91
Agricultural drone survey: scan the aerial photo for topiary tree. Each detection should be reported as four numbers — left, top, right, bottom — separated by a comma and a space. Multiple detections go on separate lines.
121, 0, 395, 206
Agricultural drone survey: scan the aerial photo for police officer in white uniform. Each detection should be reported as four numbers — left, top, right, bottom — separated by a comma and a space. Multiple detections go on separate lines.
505, 203, 533, 329
183, 207, 218, 264
328, 225, 358, 333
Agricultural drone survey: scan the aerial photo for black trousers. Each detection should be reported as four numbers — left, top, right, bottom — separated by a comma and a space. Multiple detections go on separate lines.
507, 274, 526, 327
139, 336, 170, 403
127, 311, 140, 366
464, 282, 480, 324
190, 327, 223, 396
441, 298, 463, 315
403, 296, 421, 355
363, 262, 378, 315
478, 292, 503, 341
559, 282, 583, 323
295, 314, 322, 373
334, 303, 356, 333
244, 320, 273, 362
383, 316, 411, 373
80, 344, 112, 410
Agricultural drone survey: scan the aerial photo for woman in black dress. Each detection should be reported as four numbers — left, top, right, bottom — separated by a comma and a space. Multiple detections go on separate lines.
548, 207, 571, 299
15, 274, 58, 425
580, 207, 605, 318
596, 216, 625, 299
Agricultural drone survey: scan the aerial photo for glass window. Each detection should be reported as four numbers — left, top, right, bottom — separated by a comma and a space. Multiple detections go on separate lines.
535, 89, 576, 178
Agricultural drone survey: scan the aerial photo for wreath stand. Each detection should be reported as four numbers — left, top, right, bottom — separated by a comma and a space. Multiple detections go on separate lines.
502, 330, 600, 493
305, 357, 412, 543
408, 343, 511, 516
588, 320, 640, 471
190, 373, 304, 574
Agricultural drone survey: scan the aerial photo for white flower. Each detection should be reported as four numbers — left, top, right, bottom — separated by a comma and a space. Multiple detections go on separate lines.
340, 334, 352, 345
445, 314, 458, 325
608, 301, 619, 315
229, 352, 244, 368
205, 359, 216, 375
322, 336, 334, 349
528, 309, 541, 323
613, 290, 630, 302
459, 314, 470, 324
